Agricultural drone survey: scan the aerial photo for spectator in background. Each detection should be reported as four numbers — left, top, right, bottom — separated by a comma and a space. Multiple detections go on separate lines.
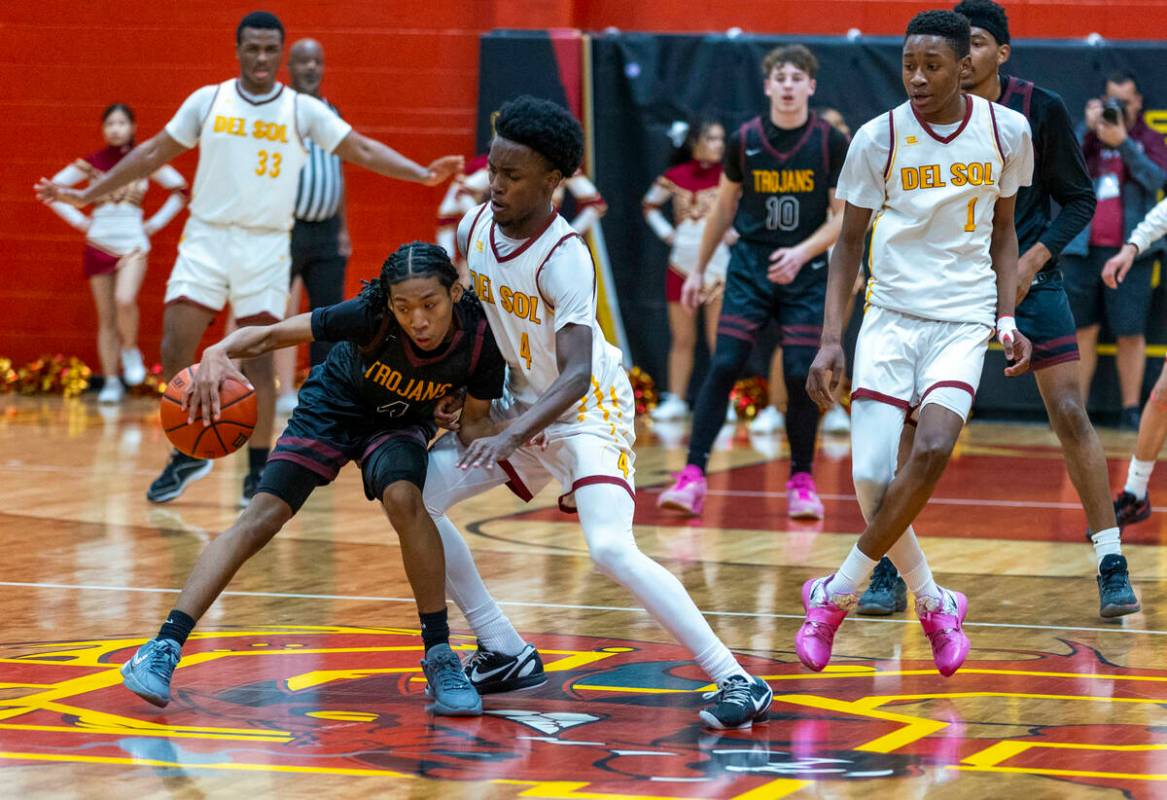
1064, 70, 1167, 429
275, 38, 351, 414
642, 119, 734, 422
44, 103, 187, 404
436, 154, 489, 268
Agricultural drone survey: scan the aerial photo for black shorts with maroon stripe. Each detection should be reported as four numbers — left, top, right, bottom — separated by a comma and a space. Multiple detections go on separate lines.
1016, 270, 1079, 371
257, 400, 434, 513
717, 240, 827, 377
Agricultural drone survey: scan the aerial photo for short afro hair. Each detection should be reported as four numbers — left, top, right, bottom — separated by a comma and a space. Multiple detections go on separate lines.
905, 10, 971, 59
493, 95, 584, 178
237, 11, 285, 44
954, 0, 1010, 45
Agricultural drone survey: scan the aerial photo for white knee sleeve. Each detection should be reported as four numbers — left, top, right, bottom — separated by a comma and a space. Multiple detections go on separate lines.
850, 399, 906, 521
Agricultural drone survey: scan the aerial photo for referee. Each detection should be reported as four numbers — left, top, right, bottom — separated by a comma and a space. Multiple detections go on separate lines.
278, 37, 349, 411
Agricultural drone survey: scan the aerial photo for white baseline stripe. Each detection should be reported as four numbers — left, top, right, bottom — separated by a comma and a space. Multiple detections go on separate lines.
0, 580, 1158, 638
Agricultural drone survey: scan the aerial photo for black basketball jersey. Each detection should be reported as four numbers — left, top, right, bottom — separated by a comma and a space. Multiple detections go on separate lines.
732, 114, 837, 248
300, 291, 505, 435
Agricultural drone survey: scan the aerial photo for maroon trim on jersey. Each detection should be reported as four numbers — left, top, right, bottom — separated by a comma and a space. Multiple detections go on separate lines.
401, 326, 465, 368
919, 380, 976, 405
998, 75, 1034, 119
458, 203, 491, 262
557, 475, 635, 514
987, 100, 1005, 161
534, 232, 585, 311
165, 295, 222, 315
818, 118, 832, 174
490, 211, 559, 263
359, 427, 428, 464
1031, 350, 1080, 371
912, 95, 973, 144
747, 113, 822, 163
851, 387, 911, 411
883, 111, 896, 180
236, 311, 280, 327
234, 80, 285, 106
268, 451, 340, 481
467, 317, 489, 376
280, 435, 346, 461
498, 458, 534, 502
738, 120, 751, 178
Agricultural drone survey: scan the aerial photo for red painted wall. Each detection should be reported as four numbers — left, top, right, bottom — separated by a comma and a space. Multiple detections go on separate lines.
2, 1, 1161, 366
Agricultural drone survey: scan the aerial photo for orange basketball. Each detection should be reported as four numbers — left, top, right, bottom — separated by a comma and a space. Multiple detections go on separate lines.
160, 363, 257, 459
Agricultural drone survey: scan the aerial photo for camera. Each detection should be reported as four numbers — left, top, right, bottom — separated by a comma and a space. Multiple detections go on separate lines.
1101, 97, 1126, 126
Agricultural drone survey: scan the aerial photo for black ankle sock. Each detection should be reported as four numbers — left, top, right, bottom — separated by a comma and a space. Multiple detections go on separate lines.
419, 608, 450, 652
157, 609, 197, 646
248, 447, 270, 476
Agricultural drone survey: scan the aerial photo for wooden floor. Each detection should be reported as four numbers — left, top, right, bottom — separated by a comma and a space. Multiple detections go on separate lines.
2, 394, 1166, 799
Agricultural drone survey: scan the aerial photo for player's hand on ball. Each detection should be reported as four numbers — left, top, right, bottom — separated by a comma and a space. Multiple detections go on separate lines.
434, 392, 465, 431
423, 155, 465, 186
1002, 329, 1032, 377
458, 431, 521, 470
807, 343, 846, 410
680, 271, 705, 311
1102, 245, 1137, 289
183, 350, 251, 426
34, 178, 84, 207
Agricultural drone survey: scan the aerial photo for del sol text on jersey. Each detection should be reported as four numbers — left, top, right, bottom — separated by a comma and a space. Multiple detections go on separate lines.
363, 360, 452, 403
901, 162, 995, 190
469, 269, 544, 324
212, 116, 290, 143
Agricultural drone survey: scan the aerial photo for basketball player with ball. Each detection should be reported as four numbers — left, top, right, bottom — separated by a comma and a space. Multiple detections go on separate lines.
35, 11, 462, 507
123, 242, 509, 717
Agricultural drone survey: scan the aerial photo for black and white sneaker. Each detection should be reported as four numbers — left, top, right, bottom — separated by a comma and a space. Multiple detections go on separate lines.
1098, 553, 1141, 618
464, 641, 546, 694
239, 471, 262, 508
699, 674, 772, 730
146, 450, 212, 504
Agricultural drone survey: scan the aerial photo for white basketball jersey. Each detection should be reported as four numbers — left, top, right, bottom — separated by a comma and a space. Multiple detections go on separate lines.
866, 95, 1024, 326
189, 80, 308, 231
463, 205, 623, 417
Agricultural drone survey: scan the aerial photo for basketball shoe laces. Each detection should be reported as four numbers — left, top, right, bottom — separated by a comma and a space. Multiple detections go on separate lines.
149, 640, 180, 676
1099, 562, 1129, 594
868, 559, 899, 594
703, 674, 752, 709
429, 649, 470, 691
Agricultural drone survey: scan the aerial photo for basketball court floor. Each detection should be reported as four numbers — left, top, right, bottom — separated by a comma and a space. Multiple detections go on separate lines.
1, 394, 1164, 798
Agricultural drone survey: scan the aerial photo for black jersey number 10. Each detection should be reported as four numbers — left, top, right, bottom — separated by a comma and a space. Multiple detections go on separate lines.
765, 196, 800, 231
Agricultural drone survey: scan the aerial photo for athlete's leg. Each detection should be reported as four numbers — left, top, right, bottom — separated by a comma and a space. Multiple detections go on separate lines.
88, 273, 120, 381
113, 250, 148, 353
1115, 360, 1167, 530
1035, 361, 1118, 535
160, 302, 216, 381
666, 300, 698, 401
304, 252, 347, 366
1075, 324, 1100, 404
275, 275, 304, 405
688, 329, 756, 468
1116, 335, 1148, 411
241, 349, 277, 448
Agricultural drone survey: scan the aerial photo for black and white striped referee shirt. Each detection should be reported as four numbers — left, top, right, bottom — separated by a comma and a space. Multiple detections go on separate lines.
295, 98, 344, 222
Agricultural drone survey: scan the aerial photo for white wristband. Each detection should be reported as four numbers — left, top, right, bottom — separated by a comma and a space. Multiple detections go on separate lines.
997, 315, 1017, 342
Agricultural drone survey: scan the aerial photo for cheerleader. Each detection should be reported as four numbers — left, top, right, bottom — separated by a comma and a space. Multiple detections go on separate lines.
642, 120, 734, 421
44, 104, 187, 403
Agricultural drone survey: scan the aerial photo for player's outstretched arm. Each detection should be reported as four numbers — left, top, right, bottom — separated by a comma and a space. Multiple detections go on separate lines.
807, 202, 870, 409
34, 132, 189, 208
333, 131, 463, 187
457, 323, 592, 470
184, 314, 314, 425
989, 194, 1031, 376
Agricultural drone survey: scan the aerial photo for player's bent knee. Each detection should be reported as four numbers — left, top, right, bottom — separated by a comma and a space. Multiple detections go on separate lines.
1048, 394, 1092, 439
235, 493, 293, 550
382, 480, 426, 525
587, 539, 639, 580
910, 435, 956, 477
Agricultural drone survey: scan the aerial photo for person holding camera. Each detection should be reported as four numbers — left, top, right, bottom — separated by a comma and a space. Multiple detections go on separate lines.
1063, 71, 1167, 429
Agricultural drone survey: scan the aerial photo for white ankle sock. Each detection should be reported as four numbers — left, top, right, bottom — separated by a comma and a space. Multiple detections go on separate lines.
1124, 457, 1155, 499
830, 545, 878, 595
1090, 527, 1122, 571
694, 640, 749, 684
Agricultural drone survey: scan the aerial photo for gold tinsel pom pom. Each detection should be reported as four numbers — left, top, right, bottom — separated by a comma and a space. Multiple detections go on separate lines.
627, 366, 658, 416
729, 376, 768, 421
129, 363, 169, 397
2, 355, 92, 398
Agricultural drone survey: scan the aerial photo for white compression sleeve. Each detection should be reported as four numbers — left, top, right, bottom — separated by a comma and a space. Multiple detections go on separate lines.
574, 483, 746, 683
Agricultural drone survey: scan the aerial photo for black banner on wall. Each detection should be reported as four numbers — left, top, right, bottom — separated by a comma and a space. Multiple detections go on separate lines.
479, 30, 1167, 416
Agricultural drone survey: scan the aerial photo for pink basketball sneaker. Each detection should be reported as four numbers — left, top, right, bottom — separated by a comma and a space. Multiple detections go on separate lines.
786, 472, 825, 519
795, 576, 856, 671
916, 588, 970, 677
658, 465, 707, 516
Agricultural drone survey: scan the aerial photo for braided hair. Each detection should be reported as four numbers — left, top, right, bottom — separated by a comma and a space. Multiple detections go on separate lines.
359, 241, 463, 310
